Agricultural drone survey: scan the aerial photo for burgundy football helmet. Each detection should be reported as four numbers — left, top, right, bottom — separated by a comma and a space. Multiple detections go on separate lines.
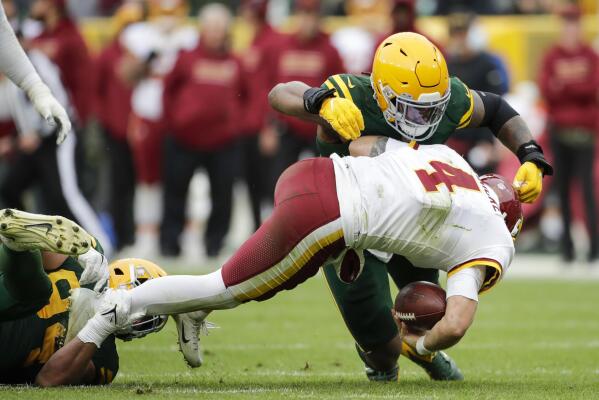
480, 174, 523, 240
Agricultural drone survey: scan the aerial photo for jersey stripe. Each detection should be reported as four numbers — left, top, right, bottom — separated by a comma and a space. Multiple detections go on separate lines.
324, 79, 336, 93
457, 85, 474, 129
332, 75, 354, 102
448, 258, 503, 294
228, 221, 344, 301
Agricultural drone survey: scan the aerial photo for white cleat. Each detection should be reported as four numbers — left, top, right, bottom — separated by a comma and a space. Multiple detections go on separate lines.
0, 208, 95, 255
173, 313, 217, 368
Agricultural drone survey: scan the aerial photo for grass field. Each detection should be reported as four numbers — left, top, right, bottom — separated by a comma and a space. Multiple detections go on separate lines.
1, 275, 598, 399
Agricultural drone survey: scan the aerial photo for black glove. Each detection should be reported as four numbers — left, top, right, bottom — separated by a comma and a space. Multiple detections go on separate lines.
303, 87, 336, 114
517, 140, 554, 176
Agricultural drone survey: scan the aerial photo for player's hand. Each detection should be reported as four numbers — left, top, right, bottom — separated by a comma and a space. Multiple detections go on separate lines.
513, 161, 543, 203
78, 248, 109, 292
319, 97, 365, 141
26, 82, 72, 145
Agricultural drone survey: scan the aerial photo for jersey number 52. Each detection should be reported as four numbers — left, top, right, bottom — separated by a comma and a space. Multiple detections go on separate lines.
415, 161, 479, 193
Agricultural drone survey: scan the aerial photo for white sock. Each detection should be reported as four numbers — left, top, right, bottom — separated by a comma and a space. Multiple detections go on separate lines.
129, 270, 240, 316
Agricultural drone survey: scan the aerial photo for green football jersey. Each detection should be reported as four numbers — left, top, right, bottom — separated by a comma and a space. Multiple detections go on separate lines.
319, 74, 474, 155
0, 256, 118, 384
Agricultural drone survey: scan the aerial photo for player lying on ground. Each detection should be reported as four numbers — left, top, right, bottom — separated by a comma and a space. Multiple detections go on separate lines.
0, 1, 70, 143
267, 31, 551, 380
74, 137, 522, 376
0, 210, 205, 386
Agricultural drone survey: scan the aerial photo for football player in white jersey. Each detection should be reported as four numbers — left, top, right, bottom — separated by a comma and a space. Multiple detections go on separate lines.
70, 136, 522, 364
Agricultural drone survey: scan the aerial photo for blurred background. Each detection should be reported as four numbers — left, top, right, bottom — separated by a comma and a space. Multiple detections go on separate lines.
0, 0, 598, 274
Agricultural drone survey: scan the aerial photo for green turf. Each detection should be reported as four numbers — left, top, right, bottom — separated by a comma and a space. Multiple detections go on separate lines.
1, 276, 598, 399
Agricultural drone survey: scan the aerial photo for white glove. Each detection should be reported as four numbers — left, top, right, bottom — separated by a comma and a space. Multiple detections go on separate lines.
78, 248, 109, 292
26, 81, 72, 144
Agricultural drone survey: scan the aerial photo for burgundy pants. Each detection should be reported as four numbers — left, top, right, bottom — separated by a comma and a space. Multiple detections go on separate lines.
221, 158, 346, 302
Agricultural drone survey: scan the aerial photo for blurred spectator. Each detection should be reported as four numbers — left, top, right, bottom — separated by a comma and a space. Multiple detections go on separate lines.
28, 0, 94, 125
94, 2, 144, 251
375, 0, 443, 53
445, 12, 510, 174
160, 3, 245, 257
120, 0, 198, 257
538, 5, 599, 262
436, 0, 500, 15
269, 0, 343, 192
0, 45, 113, 256
238, 0, 285, 231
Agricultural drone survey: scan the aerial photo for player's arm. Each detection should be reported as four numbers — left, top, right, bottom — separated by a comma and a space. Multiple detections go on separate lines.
35, 338, 97, 387
349, 136, 389, 157
395, 295, 477, 353
0, 4, 71, 144
466, 90, 553, 203
268, 80, 364, 141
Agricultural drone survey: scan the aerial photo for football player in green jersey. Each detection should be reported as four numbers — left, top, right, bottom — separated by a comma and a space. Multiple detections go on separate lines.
0, 209, 205, 385
268, 32, 553, 381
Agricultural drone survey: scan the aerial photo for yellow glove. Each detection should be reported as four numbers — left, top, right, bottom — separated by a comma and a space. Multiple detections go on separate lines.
513, 161, 543, 203
319, 97, 365, 141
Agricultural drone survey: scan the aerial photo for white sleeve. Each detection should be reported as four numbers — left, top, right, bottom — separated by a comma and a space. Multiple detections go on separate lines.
446, 266, 486, 302
384, 138, 409, 152
0, 4, 43, 91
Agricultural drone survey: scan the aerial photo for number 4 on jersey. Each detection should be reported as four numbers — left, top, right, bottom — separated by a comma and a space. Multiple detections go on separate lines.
415, 161, 479, 193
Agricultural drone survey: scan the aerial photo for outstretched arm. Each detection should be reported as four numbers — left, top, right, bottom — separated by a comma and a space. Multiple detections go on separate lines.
35, 338, 97, 387
466, 90, 553, 203
269, 81, 364, 142
0, 4, 71, 143
268, 81, 323, 124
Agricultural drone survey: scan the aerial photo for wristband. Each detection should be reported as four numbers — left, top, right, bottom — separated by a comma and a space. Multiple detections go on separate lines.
303, 87, 336, 114
516, 140, 554, 176
416, 335, 432, 356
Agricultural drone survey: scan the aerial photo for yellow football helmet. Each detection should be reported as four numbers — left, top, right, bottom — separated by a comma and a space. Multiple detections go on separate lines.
108, 258, 168, 340
371, 32, 450, 142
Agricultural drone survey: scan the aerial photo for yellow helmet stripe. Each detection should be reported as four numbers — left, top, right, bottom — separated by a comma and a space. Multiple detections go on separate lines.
331, 75, 354, 103
457, 86, 474, 129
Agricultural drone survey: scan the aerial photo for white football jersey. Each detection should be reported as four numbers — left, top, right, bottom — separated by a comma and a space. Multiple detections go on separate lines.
332, 140, 515, 293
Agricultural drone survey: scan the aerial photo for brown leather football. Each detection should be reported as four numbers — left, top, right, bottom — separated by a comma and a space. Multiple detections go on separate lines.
394, 281, 446, 332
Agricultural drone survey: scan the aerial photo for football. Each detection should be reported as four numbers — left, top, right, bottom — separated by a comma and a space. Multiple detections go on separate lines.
394, 281, 447, 332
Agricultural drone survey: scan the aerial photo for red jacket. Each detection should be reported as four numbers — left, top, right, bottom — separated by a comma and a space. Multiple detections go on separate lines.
240, 24, 285, 135
275, 32, 344, 140
32, 18, 94, 124
94, 39, 133, 141
539, 44, 599, 131
163, 44, 246, 151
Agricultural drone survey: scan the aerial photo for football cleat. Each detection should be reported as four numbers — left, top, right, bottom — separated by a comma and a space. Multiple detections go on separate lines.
355, 343, 399, 382
401, 341, 464, 381
0, 208, 95, 255
173, 313, 218, 368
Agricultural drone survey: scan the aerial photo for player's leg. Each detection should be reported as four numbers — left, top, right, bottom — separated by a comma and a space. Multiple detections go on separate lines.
323, 252, 401, 380
0, 245, 52, 320
91, 158, 344, 324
